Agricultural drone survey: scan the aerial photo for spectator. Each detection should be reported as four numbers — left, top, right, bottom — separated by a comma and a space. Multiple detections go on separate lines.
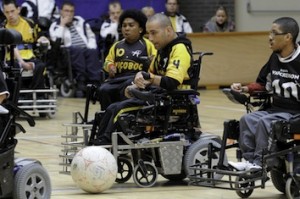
229, 17, 300, 171
100, 0, 122, 58
163, 0, 193, 33
49, 1, 102, 97
203, 6, 235, 32
91, 13, 193, 145
2, 0, 46, 90
20, 0, 59, 23
141, 6, 155, 18
97, 9, 156, 110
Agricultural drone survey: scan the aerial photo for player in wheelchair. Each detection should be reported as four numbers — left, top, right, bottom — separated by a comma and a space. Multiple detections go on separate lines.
193, 17, 300, 198
89, 13, 201, 146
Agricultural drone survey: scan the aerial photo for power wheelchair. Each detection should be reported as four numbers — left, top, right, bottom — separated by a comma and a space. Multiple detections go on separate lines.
0, 28, 51, 199
59, 52, 231, 187
15, 18, 58, 118
188, 88, 300, 199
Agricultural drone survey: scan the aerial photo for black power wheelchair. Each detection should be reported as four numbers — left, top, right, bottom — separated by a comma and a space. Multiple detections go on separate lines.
59, 52, 231, 187
0, 29, 51, 199
188, 88, 300, 199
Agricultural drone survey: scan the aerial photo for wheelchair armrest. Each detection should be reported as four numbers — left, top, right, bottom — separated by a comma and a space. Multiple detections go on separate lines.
222, 88, 248, 105
129, 88, 155, 104
6, 103, 35, 127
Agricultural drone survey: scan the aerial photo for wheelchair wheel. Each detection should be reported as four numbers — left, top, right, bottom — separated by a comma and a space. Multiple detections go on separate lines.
235, 176, 254, 198
184, 138, 227, 180
286, 177, 300, 199
116, 156, 133, 183
133, 160, 158, 188
270, 168, 286, 193
13, 163, 51, 199
60, 79, 75, 98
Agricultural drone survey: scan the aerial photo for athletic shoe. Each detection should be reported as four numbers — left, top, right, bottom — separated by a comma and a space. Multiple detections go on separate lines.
0, 105, 9, 114
228, 161, 249, 171
245, 163, 262, 171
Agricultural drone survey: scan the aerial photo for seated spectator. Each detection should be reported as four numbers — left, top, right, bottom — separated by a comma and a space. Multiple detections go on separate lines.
2, 0, 46, 90
49, 1, 102, 97
203, 6, 235, 32
97, 9, 156, 111
20, 0, 59, 23
91, 13, 193, 145
99, 0, 123, 58
141, 6, 155, 18
163, 0, 193, 33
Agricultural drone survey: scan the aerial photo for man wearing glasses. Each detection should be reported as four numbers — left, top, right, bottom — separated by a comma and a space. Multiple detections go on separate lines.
229, 17, 300, 171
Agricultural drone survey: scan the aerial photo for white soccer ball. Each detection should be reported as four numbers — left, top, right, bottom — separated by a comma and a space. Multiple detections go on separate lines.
71, 146, 117, 193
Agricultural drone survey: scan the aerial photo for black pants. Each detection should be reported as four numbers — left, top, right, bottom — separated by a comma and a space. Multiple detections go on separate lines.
96, 97, 145, 141
22, 58, 45, 89
69, 47, 102, 85
97, 75, 134, 110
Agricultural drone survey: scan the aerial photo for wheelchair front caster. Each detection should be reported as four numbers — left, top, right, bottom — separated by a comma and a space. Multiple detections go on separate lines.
286, 177, 300, 199
235, 175, 254, 198
133, 160, 158, 188
116, 156, 133, 183
60, 79, 75, 98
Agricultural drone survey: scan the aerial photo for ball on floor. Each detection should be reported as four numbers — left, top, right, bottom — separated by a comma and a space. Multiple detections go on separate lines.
71, 146, 117, 193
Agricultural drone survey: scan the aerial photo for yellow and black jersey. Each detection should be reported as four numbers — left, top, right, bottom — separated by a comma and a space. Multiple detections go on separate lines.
4, 16, 39, 60
150, 34, 193, 87
104, 37, 156, 78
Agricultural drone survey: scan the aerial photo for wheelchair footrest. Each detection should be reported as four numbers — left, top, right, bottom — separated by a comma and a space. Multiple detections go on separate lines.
188, 163, 267, 191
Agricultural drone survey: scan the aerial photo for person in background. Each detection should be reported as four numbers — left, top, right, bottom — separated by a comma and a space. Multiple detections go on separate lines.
163, 0, 192, 33
229, 17, 300, 171
49, 0, 102, 97
203, 6, 235, 32
21, 0, 59, 23
91, 13, 193, 145
100, 0, 122, 58
97, 9, 156, 111
141, 6, 155, 18
2, 0, 47, 90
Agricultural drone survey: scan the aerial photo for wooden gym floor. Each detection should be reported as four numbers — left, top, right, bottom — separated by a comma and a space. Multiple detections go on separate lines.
15, 89, 287, 199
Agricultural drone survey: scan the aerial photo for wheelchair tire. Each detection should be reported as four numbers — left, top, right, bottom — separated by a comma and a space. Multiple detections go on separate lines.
270, 169, 286, 193
184, 138, 227, 180
286, 177, 300, 199
13, 163, 51, 199
133, 161, 158, 188
235, 175, 254, 198
116, 156, 133, 183
60, 81, 75, 98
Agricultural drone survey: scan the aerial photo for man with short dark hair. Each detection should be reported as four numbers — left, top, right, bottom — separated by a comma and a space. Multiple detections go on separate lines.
2, 0, 46, 90
229, 17, 300, 171
163, 0, 193, 33
49, 1, 102, 97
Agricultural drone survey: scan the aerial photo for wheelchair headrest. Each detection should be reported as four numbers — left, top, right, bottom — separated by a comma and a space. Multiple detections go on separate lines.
0, 29, 22, 45
38, 17, 52, 30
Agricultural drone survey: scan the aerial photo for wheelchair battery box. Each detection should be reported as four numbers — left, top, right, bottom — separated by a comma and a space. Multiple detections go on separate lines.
159, 141, 184, 175
0, 144, 15, 198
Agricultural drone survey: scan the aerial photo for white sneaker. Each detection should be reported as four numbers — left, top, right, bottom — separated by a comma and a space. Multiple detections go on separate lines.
228, 161, 249, 171
245, 163, 262, 171
0, 105, 9, 114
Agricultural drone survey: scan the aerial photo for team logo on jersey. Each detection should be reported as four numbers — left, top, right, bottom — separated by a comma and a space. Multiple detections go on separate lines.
132, 50, 142, 57
116, 48, 125, 57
